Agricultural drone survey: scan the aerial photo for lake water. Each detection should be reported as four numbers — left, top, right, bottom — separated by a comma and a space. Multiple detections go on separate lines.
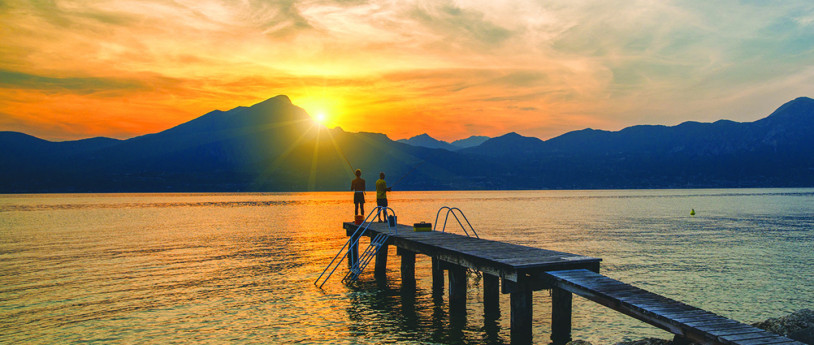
1, 189, 813, 344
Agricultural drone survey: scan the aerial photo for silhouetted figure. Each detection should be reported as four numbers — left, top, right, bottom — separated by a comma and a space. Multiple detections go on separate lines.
351, 169, 366, 216
375, 172, 392, 222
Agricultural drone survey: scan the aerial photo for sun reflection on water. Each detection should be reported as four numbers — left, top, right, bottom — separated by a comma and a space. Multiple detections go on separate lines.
1, 189, 812, 344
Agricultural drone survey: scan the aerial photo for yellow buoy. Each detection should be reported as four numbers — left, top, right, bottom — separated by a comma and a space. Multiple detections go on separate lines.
690, 209, 696, 216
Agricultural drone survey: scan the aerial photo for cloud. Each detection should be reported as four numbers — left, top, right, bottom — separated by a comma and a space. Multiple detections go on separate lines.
1, 0, 814, 141
0, 70, 150, 95
408, 2, 513, 49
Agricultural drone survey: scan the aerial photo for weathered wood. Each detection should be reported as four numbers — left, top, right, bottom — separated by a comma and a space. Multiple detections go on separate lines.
347, 235, 359, 269
342, 222, 601, 284
483, 273, 500, 317
340, 223, 803, 345
733, 338, 801, 345
448, 264, 467, 316
551, 287, 573, 345
673, 335, 692, 345
510, 277, 533, 345
545, 269, 804, 345
432, 257, 444, 292
398, 247, 416, 288
374, 243, 388, 280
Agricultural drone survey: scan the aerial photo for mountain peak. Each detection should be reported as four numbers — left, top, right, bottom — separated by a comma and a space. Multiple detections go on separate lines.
450, 135, 490, 148
397, 133, 457, 150
762, 96, 814, 124
253, 95, 292, 107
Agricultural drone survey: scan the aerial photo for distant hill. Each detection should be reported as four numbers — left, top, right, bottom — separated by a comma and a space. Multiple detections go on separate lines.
398, 134, 492, 150
459, 132, 545, 157
450, 135, 490, 148
459, 96, 814, 188
0, 95, 478, 192
1, 96, 813, 192
397, 133, 458, 151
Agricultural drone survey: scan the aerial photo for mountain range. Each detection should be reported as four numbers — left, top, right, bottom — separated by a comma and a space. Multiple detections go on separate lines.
397, 134, 490, 150
1, 95, 813, 192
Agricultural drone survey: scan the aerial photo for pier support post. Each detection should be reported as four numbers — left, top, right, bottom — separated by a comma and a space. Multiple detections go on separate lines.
374, 243, 388, 281
398, 248, 416, 288
448, 264, 467, 316
347, 235, 359, 269
510, 277, 533, 345
551, 287, 573, 345
483, 273, 500, 317
432, 258, 444, 292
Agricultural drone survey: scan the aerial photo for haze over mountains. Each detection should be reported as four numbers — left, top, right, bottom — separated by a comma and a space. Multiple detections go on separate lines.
2, 95, 813, 192
397, 134, 490, 150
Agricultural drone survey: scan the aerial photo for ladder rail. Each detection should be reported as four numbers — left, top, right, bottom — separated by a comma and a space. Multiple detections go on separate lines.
315, 206, 397, 288
342, 232, 389, 283
342, 233, 387, 283
433, 206, 479, 238
314, 208, 379, 288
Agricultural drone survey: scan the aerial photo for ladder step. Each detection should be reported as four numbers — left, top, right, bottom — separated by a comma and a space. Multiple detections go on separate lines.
340, 233, 390, 284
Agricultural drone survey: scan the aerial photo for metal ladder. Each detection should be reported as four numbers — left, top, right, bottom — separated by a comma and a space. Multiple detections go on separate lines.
434, 206, 479, 238
342, 231, 388, 284
434, 206, 482, 279
314, 206, 397, 289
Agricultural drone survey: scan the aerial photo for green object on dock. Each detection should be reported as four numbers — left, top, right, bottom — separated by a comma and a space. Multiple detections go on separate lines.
413, 222, 432, 232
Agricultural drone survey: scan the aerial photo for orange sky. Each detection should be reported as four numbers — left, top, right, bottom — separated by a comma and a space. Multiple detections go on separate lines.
1, 1, 813, 141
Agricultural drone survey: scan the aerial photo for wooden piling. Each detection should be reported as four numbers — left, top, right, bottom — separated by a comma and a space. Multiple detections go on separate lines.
483, 273, 500, 317
374, 243, 388, 280
342, 222, 601, 345
448, 264, 467, 315
551, 287, 573, 345
398, 248, 416, 288
339, 222, 804, 345
347, 235, 359, 269
432, 257, 444, 292
510, 277, 533, 345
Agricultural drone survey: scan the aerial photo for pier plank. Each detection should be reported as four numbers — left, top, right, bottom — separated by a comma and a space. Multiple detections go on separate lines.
342, 222, 601, 282
545, 269, 804, 345
339, 222, 800, 345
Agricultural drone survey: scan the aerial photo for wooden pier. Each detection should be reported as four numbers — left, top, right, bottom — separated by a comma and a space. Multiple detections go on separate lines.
341, 222, 804, 345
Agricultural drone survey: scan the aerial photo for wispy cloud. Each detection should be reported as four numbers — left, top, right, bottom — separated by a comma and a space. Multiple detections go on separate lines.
1, 0, 813, 141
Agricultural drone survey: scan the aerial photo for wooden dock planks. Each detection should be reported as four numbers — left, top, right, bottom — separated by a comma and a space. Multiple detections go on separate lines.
343, 222, 601, 282
340, 222, 801, 345
545, 269, 805, 345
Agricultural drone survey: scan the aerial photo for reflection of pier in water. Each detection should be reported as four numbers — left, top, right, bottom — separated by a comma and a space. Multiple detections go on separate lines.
343, 279, 505, 344
340, 222, 805, 345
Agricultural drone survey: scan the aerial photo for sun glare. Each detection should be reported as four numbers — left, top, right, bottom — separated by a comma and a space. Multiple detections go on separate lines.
296, 95, 343, 128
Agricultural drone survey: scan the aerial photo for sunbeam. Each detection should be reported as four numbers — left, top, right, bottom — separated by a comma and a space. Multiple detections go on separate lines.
308, 127, 320, 190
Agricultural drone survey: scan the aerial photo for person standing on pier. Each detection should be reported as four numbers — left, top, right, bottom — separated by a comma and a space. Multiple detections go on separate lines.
375, 172, 392, 222
351, 169, 366, 216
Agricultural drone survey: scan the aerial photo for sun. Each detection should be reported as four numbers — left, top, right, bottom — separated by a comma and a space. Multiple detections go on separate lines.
315, 113, 326, 124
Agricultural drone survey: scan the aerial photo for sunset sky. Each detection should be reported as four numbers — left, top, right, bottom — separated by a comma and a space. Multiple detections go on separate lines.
2, 1, 813, 141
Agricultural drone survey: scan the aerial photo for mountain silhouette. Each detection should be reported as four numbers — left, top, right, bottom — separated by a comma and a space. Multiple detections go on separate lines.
1, 96, 813, 192
458, 97, 814, 188
450, 135, 490, 148
398, 134, 492, 150
397, 133, 458, 151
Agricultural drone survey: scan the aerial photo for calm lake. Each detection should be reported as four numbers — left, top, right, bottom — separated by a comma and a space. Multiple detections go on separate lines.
1, 189, 813, 344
